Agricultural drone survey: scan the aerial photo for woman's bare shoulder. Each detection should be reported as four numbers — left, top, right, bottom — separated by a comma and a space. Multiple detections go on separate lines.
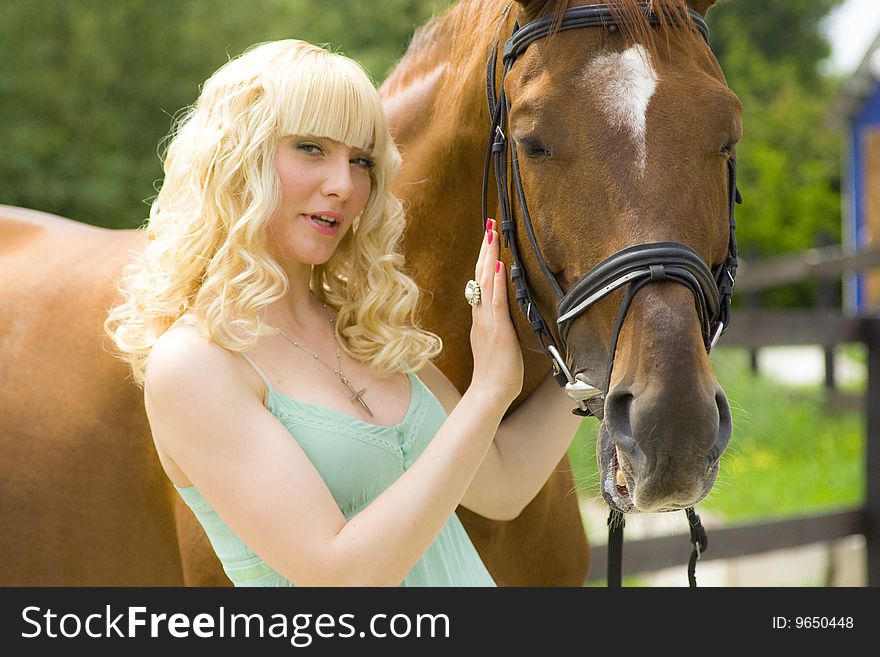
149, 322, 220, 381
145, 322, 257, 409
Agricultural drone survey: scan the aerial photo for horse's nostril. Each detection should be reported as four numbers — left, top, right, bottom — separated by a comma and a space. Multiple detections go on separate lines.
716, 387, 731, 418
605, 390, 643, 470
713, 386, 733, 456
605, 390, 633, 440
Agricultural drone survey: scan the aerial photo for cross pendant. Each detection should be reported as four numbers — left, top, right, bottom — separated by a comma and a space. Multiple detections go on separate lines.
341, 377, 374, 417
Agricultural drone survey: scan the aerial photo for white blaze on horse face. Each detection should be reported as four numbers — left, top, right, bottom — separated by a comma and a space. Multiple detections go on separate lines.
583, 44, 658, 175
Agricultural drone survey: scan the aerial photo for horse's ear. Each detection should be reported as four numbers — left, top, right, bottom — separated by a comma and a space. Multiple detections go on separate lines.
686, 0, 718, 17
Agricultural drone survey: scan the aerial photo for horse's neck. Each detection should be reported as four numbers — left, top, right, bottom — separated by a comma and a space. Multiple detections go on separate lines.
380, 1, 551, 396
384, 8, 489, 143
380, 1, 512, 233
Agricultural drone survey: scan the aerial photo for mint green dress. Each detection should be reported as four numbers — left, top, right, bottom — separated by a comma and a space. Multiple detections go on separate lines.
174, 356, 495, 587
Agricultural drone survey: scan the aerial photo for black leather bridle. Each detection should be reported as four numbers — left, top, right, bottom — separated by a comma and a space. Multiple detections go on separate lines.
480, 3, 742, 587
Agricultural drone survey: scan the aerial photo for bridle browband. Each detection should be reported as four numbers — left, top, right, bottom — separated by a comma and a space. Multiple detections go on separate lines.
480, 2, 742, 587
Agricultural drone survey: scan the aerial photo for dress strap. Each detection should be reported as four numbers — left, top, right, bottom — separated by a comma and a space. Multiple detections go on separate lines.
239, 352, 272, 403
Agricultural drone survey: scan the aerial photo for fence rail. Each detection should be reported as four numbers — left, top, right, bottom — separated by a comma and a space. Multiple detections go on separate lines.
586, 509, 866, 583
736, 245, 880, 293
584, 246, 880, 586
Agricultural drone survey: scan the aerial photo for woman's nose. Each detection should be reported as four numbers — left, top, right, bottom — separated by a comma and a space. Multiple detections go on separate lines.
321, 155, 355, 200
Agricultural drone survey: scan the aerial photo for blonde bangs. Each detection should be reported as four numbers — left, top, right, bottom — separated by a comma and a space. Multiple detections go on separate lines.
272, 49, 384, 156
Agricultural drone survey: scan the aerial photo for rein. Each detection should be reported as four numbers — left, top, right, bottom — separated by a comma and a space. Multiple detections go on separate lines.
480, 2, 741, 587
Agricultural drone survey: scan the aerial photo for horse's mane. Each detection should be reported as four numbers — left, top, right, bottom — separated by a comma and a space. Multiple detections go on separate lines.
398, 0, 705, 72
543, 0, 705, 62
384, 0, 710, 125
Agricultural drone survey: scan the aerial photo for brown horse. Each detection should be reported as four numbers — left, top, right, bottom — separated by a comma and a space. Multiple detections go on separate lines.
381, 0, 738, 580
0, 0, 739, 586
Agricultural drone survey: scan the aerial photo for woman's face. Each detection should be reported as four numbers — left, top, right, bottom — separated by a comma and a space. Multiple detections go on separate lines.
266, 135, 373, 269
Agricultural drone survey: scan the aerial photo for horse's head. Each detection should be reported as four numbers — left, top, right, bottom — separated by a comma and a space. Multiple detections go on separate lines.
496, 0, 740, 512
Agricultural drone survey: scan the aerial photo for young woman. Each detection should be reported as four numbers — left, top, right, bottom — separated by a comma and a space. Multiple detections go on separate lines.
105, 39, 581, 586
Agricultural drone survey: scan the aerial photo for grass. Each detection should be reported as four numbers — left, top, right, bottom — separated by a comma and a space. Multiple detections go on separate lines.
566, 346, 866, 523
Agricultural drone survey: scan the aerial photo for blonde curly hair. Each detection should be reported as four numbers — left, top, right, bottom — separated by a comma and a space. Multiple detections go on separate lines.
105, 39, 441, 385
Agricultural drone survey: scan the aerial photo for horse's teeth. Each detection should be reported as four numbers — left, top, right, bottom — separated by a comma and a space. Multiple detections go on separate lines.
615, 468, 627, 488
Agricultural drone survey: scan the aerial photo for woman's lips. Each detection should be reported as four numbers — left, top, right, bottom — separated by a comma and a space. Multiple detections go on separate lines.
303, 213, 341, 236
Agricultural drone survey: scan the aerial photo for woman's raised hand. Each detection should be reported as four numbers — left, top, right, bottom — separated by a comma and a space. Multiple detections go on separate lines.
468, 218, 523, 406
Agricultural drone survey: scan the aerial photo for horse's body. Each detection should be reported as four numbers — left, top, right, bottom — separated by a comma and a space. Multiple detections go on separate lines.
0, 208, 179, 584
0, 0, 738, 585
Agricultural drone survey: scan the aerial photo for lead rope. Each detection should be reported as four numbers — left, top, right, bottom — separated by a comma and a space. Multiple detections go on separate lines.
606, 510, 625, 587
686, 507, 709, 587
606, 508, 708, 587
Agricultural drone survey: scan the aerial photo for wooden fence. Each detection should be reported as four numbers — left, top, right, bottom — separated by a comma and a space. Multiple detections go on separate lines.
585, 245, 880, 585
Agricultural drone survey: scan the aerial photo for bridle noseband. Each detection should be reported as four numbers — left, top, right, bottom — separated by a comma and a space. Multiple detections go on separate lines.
480, 3, 742, 587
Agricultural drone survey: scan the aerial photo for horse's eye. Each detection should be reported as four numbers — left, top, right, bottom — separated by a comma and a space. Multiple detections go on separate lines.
720, 139, 738, 157
516, 136, 552, 159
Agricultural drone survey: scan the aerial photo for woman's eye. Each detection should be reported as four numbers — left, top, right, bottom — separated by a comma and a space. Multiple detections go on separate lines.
296, 142, 323, 155
352, 156, 375, 169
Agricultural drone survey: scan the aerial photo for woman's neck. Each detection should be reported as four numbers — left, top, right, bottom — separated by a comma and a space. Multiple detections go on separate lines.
265, 283, 330, 334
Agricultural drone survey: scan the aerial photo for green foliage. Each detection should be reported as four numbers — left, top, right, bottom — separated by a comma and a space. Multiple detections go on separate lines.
708, 0, 843, 90
706, 0, 847, 307
0, 0, 448, 229
567, 347, 864, 522
0, 0, 852, 277
700, 348, 864, 520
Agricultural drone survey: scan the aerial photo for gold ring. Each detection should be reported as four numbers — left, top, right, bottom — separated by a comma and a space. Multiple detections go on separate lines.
465, 279, 482, 306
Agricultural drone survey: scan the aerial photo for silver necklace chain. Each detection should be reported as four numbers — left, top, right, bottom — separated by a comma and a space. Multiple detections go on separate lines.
271, 302, 374, 417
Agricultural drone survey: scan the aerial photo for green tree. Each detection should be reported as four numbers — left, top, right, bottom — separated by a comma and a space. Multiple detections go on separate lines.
0, 0, 448, 229
707, 0, 846, 306
1, 0, 851, 309
708, 0, 842, 90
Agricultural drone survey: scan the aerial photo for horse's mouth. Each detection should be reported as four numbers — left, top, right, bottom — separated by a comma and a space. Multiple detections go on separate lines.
610, 445, 636, 510
598, 425, 636, 513
597, 422, 721, 514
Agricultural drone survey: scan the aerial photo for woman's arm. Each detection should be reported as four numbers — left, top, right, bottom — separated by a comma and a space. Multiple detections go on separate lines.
420, 363, 584, 521
462, 372, 584, 519
146, 223, 523, 586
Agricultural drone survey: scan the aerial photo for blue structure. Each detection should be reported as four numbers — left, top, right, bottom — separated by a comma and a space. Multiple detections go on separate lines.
834, 31, 880, 313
